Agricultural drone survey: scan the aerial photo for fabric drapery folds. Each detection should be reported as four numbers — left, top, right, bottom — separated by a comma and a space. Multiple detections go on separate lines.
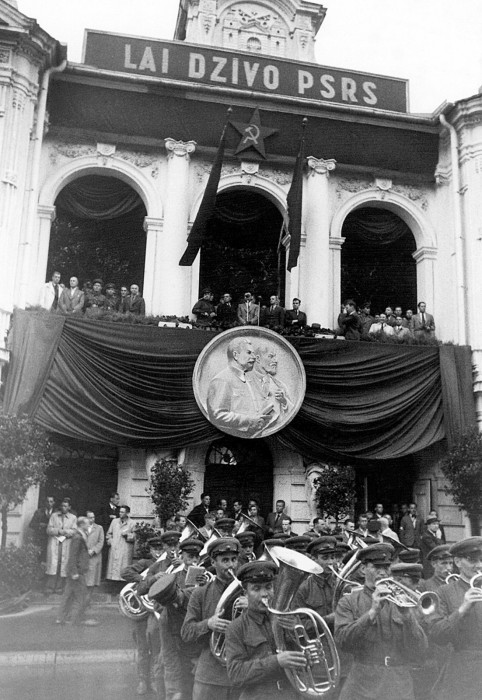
2, 310, 476, 460
55, 175, 143, 220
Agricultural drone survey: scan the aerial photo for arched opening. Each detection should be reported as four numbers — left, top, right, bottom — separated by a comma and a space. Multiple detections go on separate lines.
46, 174, 147, 291
341, 207, 417, 313
199, 188, 285, 306
204, 437, 273, 515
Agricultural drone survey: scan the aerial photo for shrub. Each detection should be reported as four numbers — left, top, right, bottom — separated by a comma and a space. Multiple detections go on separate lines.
147, 458, 194, 527
0, 543, 43, 599
134, 521, 160, 559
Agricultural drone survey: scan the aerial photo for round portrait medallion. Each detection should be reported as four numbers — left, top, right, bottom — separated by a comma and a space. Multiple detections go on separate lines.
193, 326, 306, 439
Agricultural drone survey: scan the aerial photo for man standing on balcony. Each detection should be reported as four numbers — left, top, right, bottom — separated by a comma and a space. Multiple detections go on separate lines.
127, 283, 146, 316
58, 276, 84, 314
39, 270, 64, 311
237, 291, 260, 325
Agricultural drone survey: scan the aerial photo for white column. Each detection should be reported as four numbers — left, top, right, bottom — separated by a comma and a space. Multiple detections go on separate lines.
329, 236, 345, 329
158, 138, 196, 316
412, 247, 437, 318
301, 156, 336, 327
142, 217, 164, 315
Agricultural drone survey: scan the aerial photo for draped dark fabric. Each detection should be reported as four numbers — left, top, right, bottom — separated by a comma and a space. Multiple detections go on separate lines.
3, 311, 476, 461
55, 175, 142, 220
343, 208, 411, 246
439, 344, 477, 444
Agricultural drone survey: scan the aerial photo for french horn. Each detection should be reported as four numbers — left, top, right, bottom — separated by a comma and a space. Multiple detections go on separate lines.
266, 546, 340, 697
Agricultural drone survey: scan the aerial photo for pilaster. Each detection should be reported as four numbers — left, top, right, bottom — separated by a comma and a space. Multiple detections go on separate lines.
329, 235, 345, 328
142, 216, 164, 315
31, 204, 56, 303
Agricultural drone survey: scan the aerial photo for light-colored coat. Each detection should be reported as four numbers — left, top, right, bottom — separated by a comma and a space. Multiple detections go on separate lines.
85, 523, 105, 586
106, 517, 136, 580
45, 511, 77, 576
58, 287, 84, 314
39, 281, 63, 310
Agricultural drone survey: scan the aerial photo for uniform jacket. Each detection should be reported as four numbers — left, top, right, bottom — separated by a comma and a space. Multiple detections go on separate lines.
294, 574, 335, 624
398, 513, 424, 547
335, 585, 427, 700
265, 512, 285, 535
225, 608, 299, 699
58, 287, 84, 314
45, 511, 77, 576
429, 578, 482, 700
192, 298, 215, 325
106, 516, 136, 580
237, 302, 260, 325
206, 363, 265, 437
127, 294, 146, 315
85, 523, 104, 586
66, 529, 90, 578
181, 576, 232, 686
284, 308, 307, 328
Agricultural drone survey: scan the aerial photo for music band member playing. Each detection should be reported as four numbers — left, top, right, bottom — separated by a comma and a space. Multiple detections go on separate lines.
181, 537, 245, 700
429, 536, 482, 700
294, 536, 337, 625
225, 560, 305, 699
335, 543, 428, 700
423, 545, 453, 592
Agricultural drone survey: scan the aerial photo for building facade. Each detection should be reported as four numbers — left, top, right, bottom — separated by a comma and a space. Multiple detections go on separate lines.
1, 0, 481, 543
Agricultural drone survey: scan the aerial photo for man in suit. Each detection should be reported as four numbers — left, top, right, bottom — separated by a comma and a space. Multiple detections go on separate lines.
55, 516, 98, 626
39, 271, 63, 311
84, 510, 104, 608
127, 283, 146, 315
399, 502, 424, 548
420, 515, 442, 578
261, 294, 285, 328
237, 291, 260, 325
338, 299, 364, 340
29, 495, 56, 563
284, 297, 307, 329
216, 292, 237, 329
413, 301, 435, 338
118, 285, 130, 313
266, 499, 287, 536
402, 309, 415, 332
393, 316, 412, 340
188, 492, 211, 527
58, 276, 84, 314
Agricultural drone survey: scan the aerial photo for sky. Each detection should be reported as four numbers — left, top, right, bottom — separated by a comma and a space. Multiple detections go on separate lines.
18, 0, 482, 113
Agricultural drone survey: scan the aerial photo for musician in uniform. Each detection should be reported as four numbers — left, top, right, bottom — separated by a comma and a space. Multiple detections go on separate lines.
236, 531, 257, 564
181, 537, 245, 700
150, 537, 204, 700
294, 536, 337, 625
424, 545, 453, 591
122, 532, 181, 696
335, 543, 428, 700
284, 535, 311, 554
429, 536, 482, 700
225, 560, 305, 699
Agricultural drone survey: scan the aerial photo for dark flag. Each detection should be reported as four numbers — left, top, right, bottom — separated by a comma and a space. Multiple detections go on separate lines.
286, 118, 307, 272
179, 109, 231, 266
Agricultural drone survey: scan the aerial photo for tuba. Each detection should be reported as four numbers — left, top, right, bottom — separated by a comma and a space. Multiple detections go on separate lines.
236, 513, 262, 535
375, 578, 439, 615
118, 549, 179, 619
210, 569, 245, 665
180, 519, 207, 543
332, 550, 363, 613
266, 546, 340, 697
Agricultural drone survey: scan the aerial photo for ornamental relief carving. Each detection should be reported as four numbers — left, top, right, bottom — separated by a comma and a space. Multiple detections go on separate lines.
335, 177, 429, 210
392, 184, 429, 210
336, 178, 372, 198
0, 48, 11, 64
49, 142, 96, 164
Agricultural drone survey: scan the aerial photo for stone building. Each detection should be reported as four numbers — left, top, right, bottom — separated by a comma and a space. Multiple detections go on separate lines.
1, 0, 481, 544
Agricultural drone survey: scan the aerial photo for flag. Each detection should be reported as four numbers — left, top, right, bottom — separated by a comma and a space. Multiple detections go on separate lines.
179, 112, 230, 266
286, 119, 307, 271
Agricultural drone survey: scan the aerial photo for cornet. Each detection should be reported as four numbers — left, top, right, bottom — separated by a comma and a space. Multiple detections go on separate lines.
375, 578, 439, 615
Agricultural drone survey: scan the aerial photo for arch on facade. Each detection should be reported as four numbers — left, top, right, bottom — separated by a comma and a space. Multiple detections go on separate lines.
33, 155, 163, 308
329, 188, 438, 319
189, 173, 288, 308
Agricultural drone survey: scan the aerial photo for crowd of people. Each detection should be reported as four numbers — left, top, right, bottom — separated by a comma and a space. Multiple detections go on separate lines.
39, 271, 146, 316
30, 491, 482, 699
337, 299, 436, 342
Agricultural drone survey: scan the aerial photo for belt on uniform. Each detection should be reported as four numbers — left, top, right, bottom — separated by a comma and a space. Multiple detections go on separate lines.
357, 656, 406, 668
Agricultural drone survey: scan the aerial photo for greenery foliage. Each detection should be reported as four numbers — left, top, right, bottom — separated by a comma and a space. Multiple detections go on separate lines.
0, 543, 43, 599
133, 521, 160, 559
314, 462, 357, 522
0, 416, 53, 549
147, 458, 194, 527
441, 428, 482, 526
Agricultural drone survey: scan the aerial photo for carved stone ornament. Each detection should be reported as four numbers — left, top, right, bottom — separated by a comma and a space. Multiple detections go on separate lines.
260, 167, 292, 186
165, 138, 197, 159
0, 47, 11, 64
49, 142, 96, 165
307, 157, 337, 176
240, 161, 259, 175
192, 327, 306, 440
236, 5, 276, 31
392, 184, 429, 210
434, 165, 451, 186
375, 178, 392, 191
336, 177, 372, 198
117, 150, 160, 177
97, 143, 116, 157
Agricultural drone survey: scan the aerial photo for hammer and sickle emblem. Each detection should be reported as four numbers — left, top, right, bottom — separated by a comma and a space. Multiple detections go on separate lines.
243, 124, 260, 146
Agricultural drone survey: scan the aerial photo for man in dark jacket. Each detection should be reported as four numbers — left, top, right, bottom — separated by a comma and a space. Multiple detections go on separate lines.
29, 495, 55, 562
55, 516, 96, 626
338, 300, 363, 340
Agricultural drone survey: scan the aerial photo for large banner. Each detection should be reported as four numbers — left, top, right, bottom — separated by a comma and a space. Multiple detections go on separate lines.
83, 30, 408, 113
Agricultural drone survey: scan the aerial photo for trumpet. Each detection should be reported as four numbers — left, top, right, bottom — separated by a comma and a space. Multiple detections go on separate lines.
375, 578, 439, 615
445, 572, 482, 591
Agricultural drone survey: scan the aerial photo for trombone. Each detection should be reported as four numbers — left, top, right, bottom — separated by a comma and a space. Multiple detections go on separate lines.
375, 578, 439, 615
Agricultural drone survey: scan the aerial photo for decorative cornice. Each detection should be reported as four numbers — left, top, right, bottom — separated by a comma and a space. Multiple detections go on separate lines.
164, 138, 196, 159
143, 216, 164, 233
434, 164, 451, 186
329, 236, 346, 251
37, 203, 56, 221
307, 156, 336, 176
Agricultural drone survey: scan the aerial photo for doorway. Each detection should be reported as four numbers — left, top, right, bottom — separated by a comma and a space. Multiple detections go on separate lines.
204, 437, 274, 516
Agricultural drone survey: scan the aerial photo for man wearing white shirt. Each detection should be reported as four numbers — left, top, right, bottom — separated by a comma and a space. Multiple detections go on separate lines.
39, 271, 63, 311
369, 313, 394, 336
